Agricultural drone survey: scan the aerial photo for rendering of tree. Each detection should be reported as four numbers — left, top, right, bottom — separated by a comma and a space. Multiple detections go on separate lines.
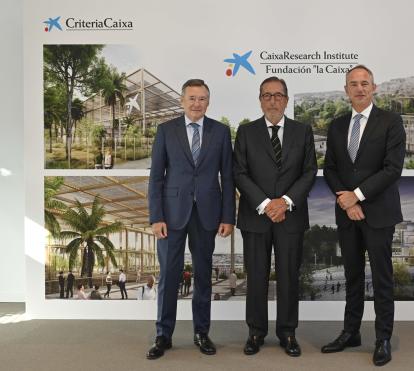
220, 116, 230, 126
44, 45, 103, 167
238, 118, 250, 125
59, 196, 123, 288
122, 115, 136, 131
393, 262, 412, 299
294, 99, 351, 135
220, 116, 237, 139
71, 98, 84, 142
303, 225, 339, 267
44, 177, 67, 237
101, 68, 127, 147
44, 84, 65, 153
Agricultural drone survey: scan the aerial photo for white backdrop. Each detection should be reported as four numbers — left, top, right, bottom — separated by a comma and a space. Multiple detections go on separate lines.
0, 0, 24, 302
24, 0, 414, 319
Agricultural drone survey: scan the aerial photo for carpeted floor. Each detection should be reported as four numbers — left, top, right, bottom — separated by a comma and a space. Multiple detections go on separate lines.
0, 303, 412, 371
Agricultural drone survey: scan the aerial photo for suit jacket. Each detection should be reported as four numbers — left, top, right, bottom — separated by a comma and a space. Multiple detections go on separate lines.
323, 105, 406, 228
234, 116, 317, 233
148, 115, 235, 231
67, 273, 74, 286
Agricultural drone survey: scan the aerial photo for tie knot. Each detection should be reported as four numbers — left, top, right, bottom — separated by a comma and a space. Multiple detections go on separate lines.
270, 125, 280, 133
190, 123, 199, 130
354, 114, 363, 122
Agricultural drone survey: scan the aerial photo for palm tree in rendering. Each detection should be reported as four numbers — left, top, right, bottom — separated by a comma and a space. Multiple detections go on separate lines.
59, 196, 123, 288
44, 177, 67, 237
100, 67, 127, 148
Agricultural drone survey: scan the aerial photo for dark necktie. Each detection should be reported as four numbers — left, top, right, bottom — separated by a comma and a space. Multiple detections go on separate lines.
270, 125, 282, 170
190, 123, 200, 164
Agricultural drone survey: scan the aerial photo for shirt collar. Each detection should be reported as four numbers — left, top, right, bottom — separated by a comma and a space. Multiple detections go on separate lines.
265, 115, 285, 128
352, 103, 373, 120
185, 115, 204, 128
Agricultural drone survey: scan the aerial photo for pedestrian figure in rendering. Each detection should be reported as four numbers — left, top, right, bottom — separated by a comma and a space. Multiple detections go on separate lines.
138, 275, 157, 300
229, 270, 237, 296
66, 270, 75, 298
77, 284, 88, 300
89, 285, 103, 300
104, 271, 112, 299
58, 271, 65, 299
183, 270, 192, 297
119, 269, 128, 299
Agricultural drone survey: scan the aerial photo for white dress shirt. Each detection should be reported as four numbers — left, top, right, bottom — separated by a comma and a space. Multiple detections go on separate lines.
119, 272, 126, 283
348, 103, 373, 201
256, 116, 294, 215
77, 290, 88, 300
138, 285, 157, 300
185, 115, 204, 148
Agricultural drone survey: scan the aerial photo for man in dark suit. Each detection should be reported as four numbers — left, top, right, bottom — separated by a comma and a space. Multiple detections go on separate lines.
58, 271, 65, 299
234, 77, 317, 357
146, 79, 235, 359
322, 65, 406, 366
66, 270, 74, 298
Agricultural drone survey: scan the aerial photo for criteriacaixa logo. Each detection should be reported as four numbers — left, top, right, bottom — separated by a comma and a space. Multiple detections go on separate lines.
224, 50, 256, 77
43, 16, 62, 32
42, 16, 133, 32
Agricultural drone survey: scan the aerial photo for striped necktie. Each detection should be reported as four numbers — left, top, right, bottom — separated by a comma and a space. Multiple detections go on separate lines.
190, 123, 200, 164
270, 125, 282, 170
348, 114, 363, 163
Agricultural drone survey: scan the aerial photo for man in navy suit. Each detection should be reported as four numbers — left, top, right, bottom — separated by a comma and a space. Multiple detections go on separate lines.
146, 79, 235, 359
322, 65, 406, 366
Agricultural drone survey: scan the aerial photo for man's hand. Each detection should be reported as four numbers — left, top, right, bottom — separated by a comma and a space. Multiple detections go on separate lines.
152, 222, 168, 239
346, 204, 365, 221
273, 213, 286, 223
264, 198, 288, 223
336, 191, 359, 210
218, 223, 233, 237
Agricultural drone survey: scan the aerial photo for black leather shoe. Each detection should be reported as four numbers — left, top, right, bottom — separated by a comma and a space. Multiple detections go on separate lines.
373, 339, 391, 366
146, 336, 172, 360
280, 336, 301, 357
321, 331, 361, 353
194, 333, 216, 355
243, 335, 264, 355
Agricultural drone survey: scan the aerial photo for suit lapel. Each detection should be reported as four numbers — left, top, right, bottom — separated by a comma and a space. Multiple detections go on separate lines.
338, 113, 353, 163
260, 116, 294, 168
355, 105, 379, 161
174, 116, 195, 166
196, 117, 214, 167
258, 117, 279, 166
281, 118, 294, 164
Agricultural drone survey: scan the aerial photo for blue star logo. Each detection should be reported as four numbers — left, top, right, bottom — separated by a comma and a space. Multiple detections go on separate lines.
43, 16, 62, 32
224, 50, 256, 77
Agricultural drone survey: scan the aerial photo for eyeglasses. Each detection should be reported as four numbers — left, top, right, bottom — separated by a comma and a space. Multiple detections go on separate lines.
260, 92, 287, 101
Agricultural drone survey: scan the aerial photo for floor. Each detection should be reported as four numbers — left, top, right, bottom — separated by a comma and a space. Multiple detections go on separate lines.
0, 303, 412, 371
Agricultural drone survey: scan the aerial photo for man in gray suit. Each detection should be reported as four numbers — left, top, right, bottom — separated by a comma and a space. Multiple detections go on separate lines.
147, 79, 235, 359
234, 76, 317, 357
